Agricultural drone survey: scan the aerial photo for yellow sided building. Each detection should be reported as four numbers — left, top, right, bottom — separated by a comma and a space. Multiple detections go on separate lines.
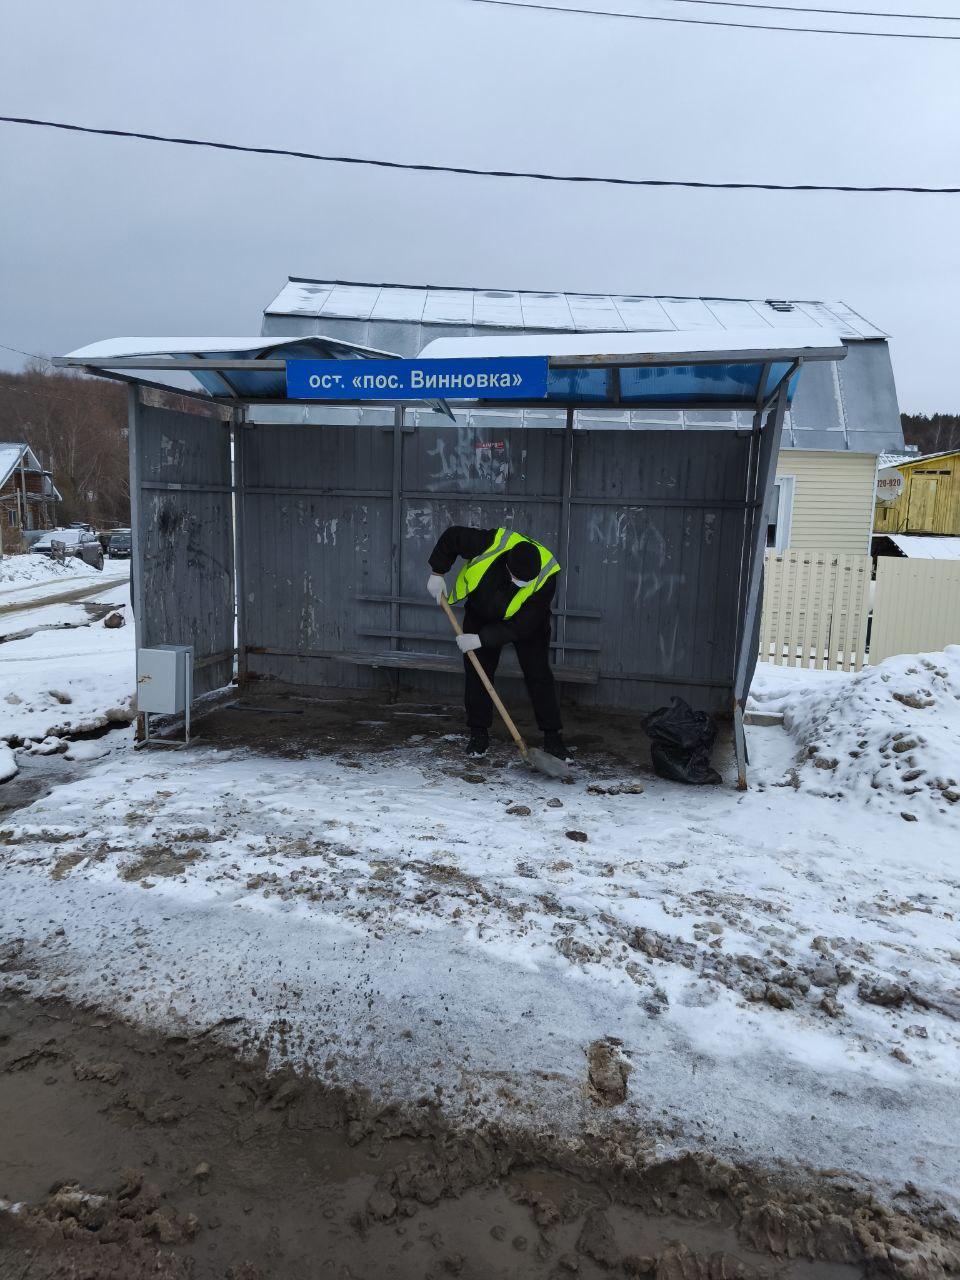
874, 450, 960, 536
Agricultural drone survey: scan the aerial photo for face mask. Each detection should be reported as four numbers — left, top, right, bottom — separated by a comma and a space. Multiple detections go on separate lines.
509, 574, 534, 587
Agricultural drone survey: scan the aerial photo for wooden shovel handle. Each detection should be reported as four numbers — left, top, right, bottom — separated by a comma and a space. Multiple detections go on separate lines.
439, 594, 528, 758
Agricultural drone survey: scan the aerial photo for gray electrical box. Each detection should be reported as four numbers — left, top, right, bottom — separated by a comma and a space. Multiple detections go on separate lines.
136, 645, 194, 745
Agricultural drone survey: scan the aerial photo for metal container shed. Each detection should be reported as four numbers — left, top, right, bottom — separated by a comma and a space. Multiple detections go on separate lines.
58, 317, 848, 785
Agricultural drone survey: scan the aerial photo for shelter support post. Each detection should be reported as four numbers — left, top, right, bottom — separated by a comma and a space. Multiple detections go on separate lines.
555, 407, 575, 663
233, 409, 249, 690
127, 385, 146, 742
731, 380, 790, 789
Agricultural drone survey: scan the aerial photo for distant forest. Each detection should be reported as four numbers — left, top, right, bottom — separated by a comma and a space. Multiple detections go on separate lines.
901, 413, 960, 455
0, 364, 128, 528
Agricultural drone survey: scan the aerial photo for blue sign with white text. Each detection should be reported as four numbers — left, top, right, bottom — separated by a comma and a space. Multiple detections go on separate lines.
286, 357, 548, 401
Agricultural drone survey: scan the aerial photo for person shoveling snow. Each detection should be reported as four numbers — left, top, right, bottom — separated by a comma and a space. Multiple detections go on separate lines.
426, 525, 572, 764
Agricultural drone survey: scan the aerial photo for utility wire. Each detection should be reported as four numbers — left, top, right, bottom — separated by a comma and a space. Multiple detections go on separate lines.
462, 0, 960, 38
1, 115, 957, 194
0, 341, 51, 362
666, 0, 959, 21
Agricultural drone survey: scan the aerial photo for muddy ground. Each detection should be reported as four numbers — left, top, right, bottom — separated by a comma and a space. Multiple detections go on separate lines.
178, 685, 682, 777
2, 992, 958, 1280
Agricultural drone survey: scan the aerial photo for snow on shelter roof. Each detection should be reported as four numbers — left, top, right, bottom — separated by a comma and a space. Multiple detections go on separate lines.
418, 328, 846, 362
57, 335, 405, 402
266, 279, 887, 341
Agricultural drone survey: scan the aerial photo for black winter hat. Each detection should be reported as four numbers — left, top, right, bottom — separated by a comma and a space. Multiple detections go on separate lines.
506, 541, 541, 582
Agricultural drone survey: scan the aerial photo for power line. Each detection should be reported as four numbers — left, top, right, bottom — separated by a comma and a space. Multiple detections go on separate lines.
462, 0, 960, 39
666, 0, 960, 21
1, 114, 957, 194
0, 341, 51, 363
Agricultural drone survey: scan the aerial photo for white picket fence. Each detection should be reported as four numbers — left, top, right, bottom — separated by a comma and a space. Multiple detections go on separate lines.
760, 550, 871, 670
759, 550, 960, 671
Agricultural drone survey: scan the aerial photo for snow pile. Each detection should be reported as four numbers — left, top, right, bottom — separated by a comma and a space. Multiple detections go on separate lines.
750, 649, 960, 819
0, 601, 135, 764
0, 743, 16, 782
0, 552, 102, 595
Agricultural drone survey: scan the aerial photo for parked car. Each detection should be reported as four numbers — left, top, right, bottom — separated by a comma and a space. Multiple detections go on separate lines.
108, 529, 132, 559
30, 528, 104, 569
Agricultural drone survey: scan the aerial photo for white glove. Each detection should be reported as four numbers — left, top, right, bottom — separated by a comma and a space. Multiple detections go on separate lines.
426, 573, 446, 602
456, 633, 482, 653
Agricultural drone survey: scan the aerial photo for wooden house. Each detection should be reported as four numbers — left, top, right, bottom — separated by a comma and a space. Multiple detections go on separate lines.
874, 450, 960, 537
0, 442, 61, 539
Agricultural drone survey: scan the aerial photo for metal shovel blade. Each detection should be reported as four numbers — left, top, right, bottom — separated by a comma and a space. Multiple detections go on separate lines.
524, 746, 574, 781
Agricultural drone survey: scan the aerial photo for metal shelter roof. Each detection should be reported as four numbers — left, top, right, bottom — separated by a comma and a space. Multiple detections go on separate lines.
266, 279, 886, 340
57, 329, 843, 418
419, 328, 845, 412
262, 278, 904, 455
56, 335, 403, 403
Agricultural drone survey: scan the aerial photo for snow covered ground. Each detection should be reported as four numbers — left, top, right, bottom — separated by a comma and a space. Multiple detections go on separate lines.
1, 572, 958, 1203
0, 556, 133, 765
0, 551, 108, 598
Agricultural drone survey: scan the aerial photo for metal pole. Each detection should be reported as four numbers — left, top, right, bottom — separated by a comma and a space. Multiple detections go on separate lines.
731, 380, 790, 789
127, 386, 146, 741
555, 407, 575, 663
233, 409, 249, 690
391, 406, 403, 654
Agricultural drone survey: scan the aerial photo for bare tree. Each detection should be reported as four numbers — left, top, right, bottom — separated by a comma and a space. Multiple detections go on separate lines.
0, 364, 129, 526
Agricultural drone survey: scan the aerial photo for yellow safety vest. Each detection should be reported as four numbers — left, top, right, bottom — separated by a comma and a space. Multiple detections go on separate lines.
447, 528, 560, 619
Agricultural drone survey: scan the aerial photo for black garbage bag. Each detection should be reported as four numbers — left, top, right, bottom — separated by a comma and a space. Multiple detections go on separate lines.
642, 696, 721, 785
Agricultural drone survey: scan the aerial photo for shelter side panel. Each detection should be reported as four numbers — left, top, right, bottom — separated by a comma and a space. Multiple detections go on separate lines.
564, 431, 749, 714
239, 424, 393, 688
136, 405, 234, 698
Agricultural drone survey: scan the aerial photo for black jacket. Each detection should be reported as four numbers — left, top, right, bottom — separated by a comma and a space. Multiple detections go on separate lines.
428, 525, 556, 649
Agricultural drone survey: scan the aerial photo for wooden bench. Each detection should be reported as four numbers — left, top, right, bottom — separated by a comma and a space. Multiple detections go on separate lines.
342, 650, 598, 684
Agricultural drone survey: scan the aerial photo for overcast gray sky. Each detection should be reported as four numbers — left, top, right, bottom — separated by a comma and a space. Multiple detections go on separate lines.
1, 0, 958, 411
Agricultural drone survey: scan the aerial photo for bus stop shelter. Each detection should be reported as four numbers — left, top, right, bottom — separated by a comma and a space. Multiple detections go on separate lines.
57, 327, 847, 786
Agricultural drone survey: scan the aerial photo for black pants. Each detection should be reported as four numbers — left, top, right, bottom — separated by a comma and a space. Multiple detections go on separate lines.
463, 627, 562, 734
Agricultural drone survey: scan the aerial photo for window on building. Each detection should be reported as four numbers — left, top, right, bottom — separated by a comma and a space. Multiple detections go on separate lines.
766, 476, 795, 553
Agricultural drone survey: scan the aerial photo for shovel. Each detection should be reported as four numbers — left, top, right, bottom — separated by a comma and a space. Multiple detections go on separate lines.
439, 594, 572, 781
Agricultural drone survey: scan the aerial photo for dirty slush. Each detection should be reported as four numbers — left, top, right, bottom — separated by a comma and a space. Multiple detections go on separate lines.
1, 990, 958, 1280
